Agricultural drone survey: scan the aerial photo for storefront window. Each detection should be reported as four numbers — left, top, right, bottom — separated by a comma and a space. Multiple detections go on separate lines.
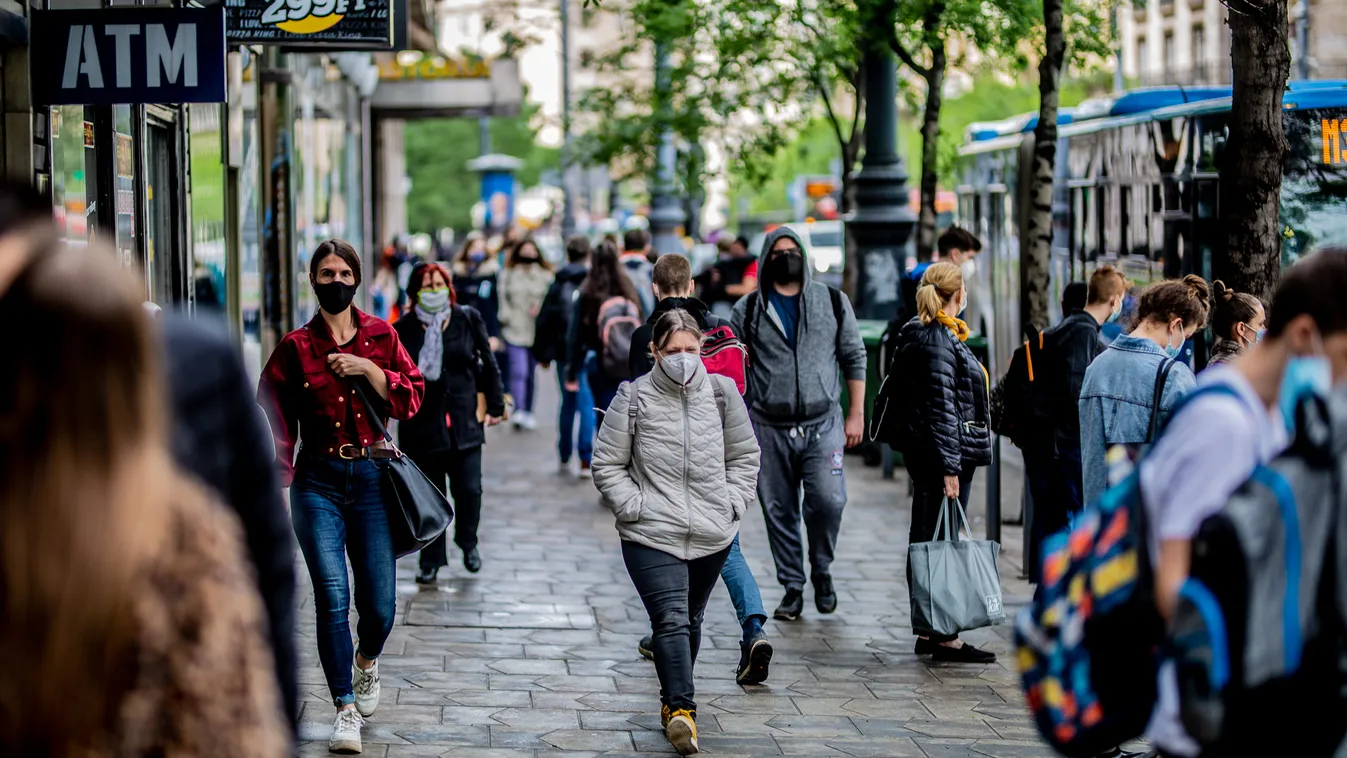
49, 106, 96, 246
189, 103, 228, 314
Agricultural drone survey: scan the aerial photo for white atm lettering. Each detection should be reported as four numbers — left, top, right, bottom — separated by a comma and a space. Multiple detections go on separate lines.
58, 22, 198, 90
62, 25, 103, 89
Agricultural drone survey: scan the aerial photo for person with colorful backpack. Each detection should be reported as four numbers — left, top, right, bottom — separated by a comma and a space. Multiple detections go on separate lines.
625, 253, 772, 685
592, 308, 761, 755
565, 241, 642, 425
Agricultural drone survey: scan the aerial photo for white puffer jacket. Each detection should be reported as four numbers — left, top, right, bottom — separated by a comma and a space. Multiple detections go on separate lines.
592, 359, 761, 560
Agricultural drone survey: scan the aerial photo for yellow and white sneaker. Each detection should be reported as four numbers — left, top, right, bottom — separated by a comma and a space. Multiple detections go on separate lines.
664, 708, 699, 755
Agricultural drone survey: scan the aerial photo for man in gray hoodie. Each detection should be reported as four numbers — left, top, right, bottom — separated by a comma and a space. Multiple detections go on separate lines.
732, 228, 867, 620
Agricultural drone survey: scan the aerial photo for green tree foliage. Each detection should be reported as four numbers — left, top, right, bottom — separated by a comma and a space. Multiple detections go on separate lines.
403, 99, 560, 235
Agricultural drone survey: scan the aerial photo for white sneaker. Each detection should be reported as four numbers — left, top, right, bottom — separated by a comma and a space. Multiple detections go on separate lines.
520, 411, 538, 431
353, 658, 380, 717
329, 707, 363, 754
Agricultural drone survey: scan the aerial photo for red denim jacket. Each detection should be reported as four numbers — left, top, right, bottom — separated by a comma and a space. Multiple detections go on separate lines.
258, 308, 424, 486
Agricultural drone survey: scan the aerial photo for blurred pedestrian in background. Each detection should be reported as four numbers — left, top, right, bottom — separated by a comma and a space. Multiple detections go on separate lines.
566, 240, 642, 418
498, 236, 555, 431
620, 229, 657, 316
395, 262, 505, 582
884, 261, 995, 663
0, 240, 288, 756
536, 236, 595, 477
593, 309, 761, 755
258, 239, 424, 754
1207, 280, 1266, 367
1079, 275, 1210, 505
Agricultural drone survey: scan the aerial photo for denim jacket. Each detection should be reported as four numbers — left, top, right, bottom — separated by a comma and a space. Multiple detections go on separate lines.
1078, 333, 1196, 504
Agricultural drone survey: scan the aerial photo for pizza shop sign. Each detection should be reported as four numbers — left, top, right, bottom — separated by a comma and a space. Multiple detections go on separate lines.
225, 0, 393, 48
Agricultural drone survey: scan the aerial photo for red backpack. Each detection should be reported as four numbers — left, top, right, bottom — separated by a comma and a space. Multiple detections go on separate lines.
701, 324, 747, 395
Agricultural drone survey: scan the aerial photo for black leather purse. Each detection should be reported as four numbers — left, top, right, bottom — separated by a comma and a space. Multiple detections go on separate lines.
352, 380, 453, 558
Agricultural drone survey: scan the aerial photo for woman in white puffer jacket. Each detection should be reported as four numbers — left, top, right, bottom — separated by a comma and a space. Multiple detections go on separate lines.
593, 308, 760, 756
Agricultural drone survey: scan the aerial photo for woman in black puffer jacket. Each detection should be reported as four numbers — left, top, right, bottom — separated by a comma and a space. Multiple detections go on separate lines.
888, 261, 993, 663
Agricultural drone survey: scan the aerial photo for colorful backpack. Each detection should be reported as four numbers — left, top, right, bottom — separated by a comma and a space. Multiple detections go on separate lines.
700, 324, 748, 394
598, 297, 641, 380
1170, 393, 1346, 756
1014, 383, 1236, 757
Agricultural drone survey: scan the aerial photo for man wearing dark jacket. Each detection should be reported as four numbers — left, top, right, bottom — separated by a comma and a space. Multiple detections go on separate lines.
629, 253, 729, 377
1034, 266, 1126, 538
535, 236, 595, 475
732, 228, 867, 621
161, 316, 299, 736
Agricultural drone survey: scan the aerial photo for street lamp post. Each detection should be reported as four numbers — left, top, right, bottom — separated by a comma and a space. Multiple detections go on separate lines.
848, 47, 916, 321
648, 39, 684, 255
560, 0, 576, 237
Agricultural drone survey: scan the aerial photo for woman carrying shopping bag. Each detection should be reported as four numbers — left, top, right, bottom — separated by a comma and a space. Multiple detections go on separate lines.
592, 309, 761, 755
886, 262, 996, 663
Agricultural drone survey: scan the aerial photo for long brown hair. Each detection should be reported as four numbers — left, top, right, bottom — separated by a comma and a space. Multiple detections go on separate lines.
1135, 274, 1211, 329
0, 241, 177, 753
579, 240, 639, 325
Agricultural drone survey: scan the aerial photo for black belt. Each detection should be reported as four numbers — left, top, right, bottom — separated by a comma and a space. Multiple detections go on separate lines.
302, 444, 398, 461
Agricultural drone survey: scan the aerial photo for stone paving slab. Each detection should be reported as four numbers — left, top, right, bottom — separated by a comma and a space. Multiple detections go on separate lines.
295, 368, 1056, 756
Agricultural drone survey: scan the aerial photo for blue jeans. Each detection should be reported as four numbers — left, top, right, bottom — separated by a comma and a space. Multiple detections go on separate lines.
557, 363, 594, 464
586, 351, 621, 418
291, 456, 397, 708
721, 534, 768, 627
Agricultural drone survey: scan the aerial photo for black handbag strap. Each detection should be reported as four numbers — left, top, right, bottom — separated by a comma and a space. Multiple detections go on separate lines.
351, 378, 395, 445
1145, 357, 1177, 444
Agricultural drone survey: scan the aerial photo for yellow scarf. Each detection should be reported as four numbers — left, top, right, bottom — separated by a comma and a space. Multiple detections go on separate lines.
934, 310, 970, 342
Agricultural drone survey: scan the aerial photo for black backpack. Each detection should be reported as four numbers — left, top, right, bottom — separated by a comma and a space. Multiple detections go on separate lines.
533, 274, 582, 365
990, 328, 1050, 448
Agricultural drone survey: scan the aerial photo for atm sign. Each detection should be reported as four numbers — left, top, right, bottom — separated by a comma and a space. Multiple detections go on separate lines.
1323, 118, 1346, 166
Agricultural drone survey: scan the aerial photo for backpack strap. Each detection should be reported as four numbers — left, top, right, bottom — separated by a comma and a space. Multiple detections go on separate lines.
1145, 357, 1177, 443
713, 382, 726, 426
627, 379, 640, 439
745, 293, 759, 367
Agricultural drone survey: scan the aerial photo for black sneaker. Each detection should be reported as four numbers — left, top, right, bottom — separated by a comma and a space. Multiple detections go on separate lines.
735, 631, 773, 685
637, 635, 655, 661
931, 642, 996, 664
773, 589, 804, 621
463, 547, 482, 573
813, 575, 837, 614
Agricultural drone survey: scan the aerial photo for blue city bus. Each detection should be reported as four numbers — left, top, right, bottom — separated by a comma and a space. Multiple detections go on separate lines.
955, 81, 1347, 375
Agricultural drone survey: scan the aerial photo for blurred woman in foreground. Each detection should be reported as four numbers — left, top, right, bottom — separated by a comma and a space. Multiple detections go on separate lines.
0, 241, 288, 756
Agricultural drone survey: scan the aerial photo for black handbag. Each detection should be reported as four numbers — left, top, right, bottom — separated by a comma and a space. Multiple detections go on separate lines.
351, 380, 454, 558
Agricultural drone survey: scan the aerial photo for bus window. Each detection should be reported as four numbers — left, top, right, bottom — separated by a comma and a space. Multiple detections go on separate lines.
1281, 108, 1347, 265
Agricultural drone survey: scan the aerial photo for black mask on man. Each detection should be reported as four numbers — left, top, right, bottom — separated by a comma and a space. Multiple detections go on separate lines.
314, 280, 358, 314
767, 251, 805, 285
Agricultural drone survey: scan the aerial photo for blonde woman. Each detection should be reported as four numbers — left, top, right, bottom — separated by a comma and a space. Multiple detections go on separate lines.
592, 309, 761, 755
886, 261, 994, 663
0, 241, 288, 756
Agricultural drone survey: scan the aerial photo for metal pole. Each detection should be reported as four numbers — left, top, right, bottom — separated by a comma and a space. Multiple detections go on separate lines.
1297, 0, 1311, 80
559, 0, 576, 237
647, 39, 683, 255
848, 45, 915, 320
477, 116, 491, 157
1112, 3, 1125, 92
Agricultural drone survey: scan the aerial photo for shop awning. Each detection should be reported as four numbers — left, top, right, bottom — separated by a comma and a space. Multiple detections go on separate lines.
370, 55, 521, 119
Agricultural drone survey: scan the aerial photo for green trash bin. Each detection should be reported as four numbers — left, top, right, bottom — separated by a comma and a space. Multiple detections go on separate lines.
840, 319, 901, 469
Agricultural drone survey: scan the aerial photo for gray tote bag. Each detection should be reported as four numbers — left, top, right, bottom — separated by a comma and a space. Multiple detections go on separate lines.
909, 496, 1005, 637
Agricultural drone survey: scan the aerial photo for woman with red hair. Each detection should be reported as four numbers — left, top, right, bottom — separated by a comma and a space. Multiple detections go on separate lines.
394, 262, 506, 583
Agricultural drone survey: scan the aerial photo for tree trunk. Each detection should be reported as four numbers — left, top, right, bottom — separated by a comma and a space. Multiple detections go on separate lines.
916, 43, 946, 262
840, 128, 863, 297
1023, 0, 1066, 332
1217, 0, 1290, 302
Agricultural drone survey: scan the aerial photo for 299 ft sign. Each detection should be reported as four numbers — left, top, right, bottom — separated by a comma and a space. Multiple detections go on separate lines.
225, 0, 391, 47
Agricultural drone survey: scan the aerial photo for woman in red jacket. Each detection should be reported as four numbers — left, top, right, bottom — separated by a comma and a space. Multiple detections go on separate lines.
258, 239, 424, 755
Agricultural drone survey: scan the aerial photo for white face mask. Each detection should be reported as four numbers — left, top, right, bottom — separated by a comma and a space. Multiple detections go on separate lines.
659, 352, 700, 385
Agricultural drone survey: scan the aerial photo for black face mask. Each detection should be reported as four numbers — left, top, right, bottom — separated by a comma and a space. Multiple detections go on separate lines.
768, 252, 805, 284
314, 280, 358, 314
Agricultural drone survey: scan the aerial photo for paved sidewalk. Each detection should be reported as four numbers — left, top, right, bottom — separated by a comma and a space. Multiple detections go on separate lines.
295, 368, 1057, 757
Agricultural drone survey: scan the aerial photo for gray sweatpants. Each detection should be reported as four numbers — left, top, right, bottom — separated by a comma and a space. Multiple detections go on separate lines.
753, 413, 848, 591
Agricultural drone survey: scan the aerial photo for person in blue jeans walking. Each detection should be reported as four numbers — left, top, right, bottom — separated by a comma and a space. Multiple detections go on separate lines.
565, 241, 640, 420
627, 253, 774, 685
536, 236, 596, 477
259, 240, 425, 755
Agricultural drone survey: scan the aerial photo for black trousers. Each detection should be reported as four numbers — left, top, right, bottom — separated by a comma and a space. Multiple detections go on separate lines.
411, 445, 484, 570
622, 540, 732, 711
906, 463, 976, 642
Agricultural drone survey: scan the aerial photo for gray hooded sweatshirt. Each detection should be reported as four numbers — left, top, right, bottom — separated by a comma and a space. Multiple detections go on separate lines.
731, 227, 867, 427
